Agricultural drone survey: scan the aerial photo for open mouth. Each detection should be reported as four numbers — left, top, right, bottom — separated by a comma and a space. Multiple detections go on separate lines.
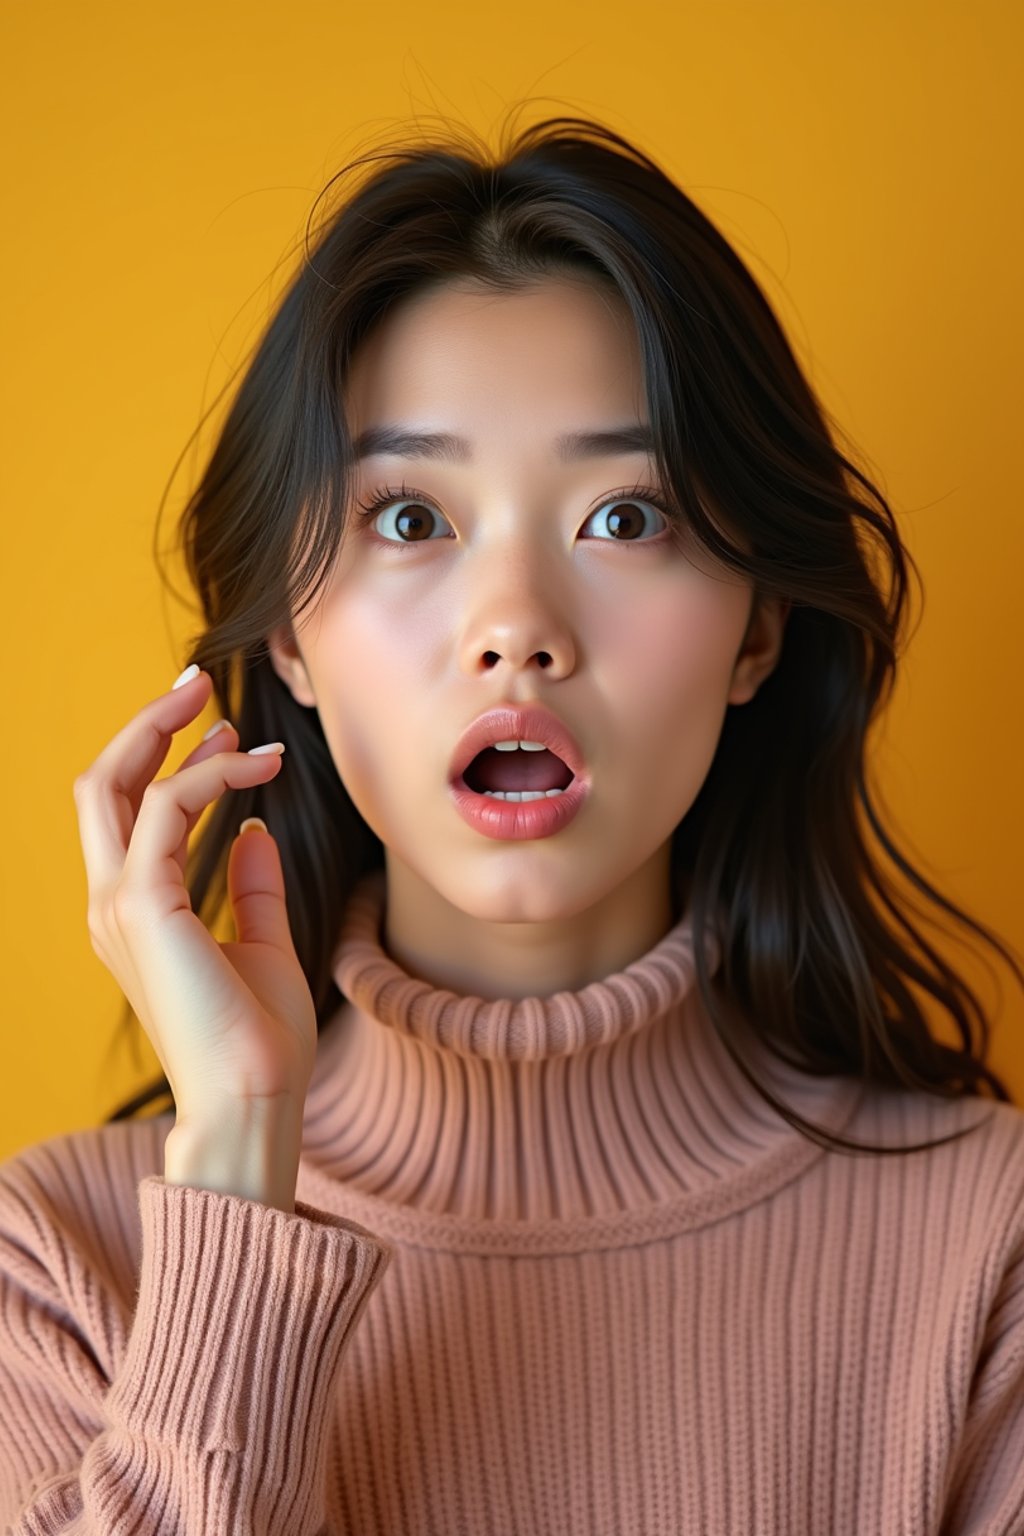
462, 746, 575, 797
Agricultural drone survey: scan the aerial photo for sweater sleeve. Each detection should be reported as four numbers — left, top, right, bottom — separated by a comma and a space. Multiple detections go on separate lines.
0, 1166, 392, 1534
939, 1220, 1024, 1535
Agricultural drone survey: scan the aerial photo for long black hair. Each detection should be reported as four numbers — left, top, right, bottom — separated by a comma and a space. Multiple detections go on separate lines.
103, 109, 1022, 1155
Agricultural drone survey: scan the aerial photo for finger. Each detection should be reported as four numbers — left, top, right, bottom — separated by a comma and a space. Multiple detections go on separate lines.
80, 720, 243, 1005
226, 819, 295, 952
166, 720, 241, 880
120, 745, 285, 922
74, 668, 213, 900
179, 718, 237, 769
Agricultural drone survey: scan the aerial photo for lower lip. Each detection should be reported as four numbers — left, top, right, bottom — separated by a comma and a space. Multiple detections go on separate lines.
448, 773, 591, 840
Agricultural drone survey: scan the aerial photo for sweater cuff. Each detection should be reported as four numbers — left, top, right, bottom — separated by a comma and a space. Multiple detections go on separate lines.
105, 1174, 391, 1459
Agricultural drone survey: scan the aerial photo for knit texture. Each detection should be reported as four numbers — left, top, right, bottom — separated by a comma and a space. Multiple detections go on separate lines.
2, 866, 1023, 1533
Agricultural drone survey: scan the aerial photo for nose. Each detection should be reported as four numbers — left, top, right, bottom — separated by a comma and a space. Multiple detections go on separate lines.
474, 625, 573, 677
457, 560, 576, 681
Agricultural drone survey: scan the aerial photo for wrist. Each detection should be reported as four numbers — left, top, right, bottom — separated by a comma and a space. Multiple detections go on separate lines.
164, 1098, 305, 1215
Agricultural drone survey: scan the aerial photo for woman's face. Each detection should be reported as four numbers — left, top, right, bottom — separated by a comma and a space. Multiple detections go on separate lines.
269, 273, 787, 995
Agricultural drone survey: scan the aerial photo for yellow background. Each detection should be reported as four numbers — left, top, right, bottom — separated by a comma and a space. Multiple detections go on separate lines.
2, 1, 1021, 1162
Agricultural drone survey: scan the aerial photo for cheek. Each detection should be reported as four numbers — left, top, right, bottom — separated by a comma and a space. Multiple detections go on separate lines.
592, 586, 745, 804
306, 592, 435, 825
593, 582, 744, 722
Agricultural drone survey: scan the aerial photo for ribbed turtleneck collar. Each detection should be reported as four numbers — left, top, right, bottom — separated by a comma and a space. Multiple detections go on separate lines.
299, 869, 864, 1238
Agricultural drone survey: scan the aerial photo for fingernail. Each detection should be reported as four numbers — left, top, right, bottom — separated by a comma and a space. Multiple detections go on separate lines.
240, 816, 268, 835
172, 663, 200, 690
202, 718, 232, 741
246, 741, 286, 756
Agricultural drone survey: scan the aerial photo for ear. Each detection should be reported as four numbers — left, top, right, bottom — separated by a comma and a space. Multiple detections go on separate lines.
727, 594, 791, 707
266, 621, 318, 708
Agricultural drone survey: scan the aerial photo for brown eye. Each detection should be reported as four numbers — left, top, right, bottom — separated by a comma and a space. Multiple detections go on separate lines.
355, 485, 452, 544
387, 504, 444, 542
583, 497, 668, 542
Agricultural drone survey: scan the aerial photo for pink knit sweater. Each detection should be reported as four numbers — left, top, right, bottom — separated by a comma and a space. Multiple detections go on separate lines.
2, 868, 1023, 1534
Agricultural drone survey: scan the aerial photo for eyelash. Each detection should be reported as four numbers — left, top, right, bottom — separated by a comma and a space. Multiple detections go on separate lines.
352, 479, 678, 552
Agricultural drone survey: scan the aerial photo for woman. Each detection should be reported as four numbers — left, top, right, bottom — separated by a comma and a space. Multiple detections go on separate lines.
2, 112, 1022, 1533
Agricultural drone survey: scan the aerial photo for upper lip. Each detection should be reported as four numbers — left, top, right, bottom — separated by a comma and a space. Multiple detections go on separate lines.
448, 705, 589, 786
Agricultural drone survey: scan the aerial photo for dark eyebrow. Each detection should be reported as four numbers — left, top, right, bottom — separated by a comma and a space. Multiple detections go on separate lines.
350, 423, 655, 464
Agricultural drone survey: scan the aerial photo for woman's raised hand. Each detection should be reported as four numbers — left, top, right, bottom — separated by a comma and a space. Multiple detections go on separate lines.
73, 664, 318, 1133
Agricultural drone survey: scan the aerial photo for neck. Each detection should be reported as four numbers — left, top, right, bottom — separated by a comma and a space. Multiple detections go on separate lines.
300, 869, 848, 1224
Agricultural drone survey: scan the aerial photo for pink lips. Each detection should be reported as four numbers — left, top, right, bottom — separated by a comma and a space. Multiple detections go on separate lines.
449, 769, 590, 841
447, 704, 589, 787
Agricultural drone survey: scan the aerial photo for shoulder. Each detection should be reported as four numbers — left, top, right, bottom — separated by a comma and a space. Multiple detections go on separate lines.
0, 1115, 173, 1289
844, 1084, 1024, 1266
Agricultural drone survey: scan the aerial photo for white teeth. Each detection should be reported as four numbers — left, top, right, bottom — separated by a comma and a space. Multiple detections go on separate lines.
492, 740, 547, 751
482, 788, 566, 801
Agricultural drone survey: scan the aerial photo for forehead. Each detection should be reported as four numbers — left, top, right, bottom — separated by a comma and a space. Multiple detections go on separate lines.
342, 276, 647, 455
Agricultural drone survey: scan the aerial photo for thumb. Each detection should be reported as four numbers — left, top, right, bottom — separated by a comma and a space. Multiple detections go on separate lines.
227, 818, 294, 951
